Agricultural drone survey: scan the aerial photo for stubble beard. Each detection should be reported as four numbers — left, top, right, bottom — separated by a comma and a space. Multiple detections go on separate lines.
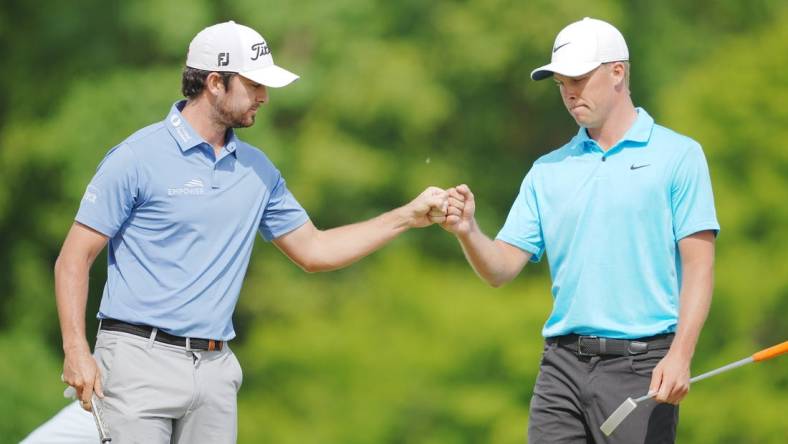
215, 98, 255, 129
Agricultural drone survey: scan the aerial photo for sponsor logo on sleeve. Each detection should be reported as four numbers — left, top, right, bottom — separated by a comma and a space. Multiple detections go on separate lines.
82, 185, 98, 203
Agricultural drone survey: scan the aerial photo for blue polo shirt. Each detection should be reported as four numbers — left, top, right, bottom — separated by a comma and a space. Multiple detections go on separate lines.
76, 100, 309, 340
497, 108, 719, 339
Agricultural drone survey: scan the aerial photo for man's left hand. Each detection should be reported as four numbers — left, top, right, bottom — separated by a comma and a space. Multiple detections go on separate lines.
649, 351, 692, 404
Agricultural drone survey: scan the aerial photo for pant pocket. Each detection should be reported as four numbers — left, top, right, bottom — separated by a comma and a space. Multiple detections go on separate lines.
226, 346, 243, 392
538, 341, 555, 366
93, 332, 122, 391
628, 348, 669, 376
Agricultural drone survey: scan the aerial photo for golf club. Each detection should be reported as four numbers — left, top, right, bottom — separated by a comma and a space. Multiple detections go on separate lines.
63, 385, 112, 443
600, 340, 788, 436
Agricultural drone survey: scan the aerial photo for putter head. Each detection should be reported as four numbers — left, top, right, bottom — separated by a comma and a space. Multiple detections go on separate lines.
600, 397, 638, 436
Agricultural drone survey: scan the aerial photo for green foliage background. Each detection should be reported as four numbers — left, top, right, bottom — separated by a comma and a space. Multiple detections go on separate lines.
1, 1, 786, 442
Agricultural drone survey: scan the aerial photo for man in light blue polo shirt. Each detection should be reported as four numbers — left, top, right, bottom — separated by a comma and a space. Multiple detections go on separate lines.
54, 21, 451, 443
440, 18, 718, 443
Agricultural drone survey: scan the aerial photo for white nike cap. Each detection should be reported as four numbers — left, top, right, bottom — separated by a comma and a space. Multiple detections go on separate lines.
186, 21, 299, 88
531, 17, 628, 81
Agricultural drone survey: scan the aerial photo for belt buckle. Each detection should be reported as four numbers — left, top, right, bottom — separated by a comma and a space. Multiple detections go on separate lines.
577, 335, 598, 356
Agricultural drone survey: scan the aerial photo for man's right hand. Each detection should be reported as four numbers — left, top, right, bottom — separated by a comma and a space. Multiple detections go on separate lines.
440, 184, 476, 236
63, 346, 103, 411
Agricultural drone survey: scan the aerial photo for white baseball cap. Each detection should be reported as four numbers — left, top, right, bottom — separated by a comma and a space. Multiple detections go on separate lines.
531, 17, 628, 81
186, 21, 299, 88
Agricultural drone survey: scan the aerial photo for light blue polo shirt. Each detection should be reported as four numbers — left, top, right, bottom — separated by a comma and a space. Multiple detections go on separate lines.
497, 108, 719, 339
76, 100, 309, 340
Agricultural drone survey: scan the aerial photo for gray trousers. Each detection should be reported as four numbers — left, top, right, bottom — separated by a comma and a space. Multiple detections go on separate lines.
528, 340, 678, 443
93, 329, 243, 443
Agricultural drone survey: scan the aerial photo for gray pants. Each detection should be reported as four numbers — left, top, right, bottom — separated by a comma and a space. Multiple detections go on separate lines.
93, 329, 243, 443
528, 340, 678, 443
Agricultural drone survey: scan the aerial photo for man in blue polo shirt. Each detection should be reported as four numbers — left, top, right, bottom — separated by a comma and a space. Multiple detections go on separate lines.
54, 21, 451, 443
439, 18, 718, 443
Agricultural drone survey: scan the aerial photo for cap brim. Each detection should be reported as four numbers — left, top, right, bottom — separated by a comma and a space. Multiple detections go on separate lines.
530, 61, 601, 81
240, 64, 299, 88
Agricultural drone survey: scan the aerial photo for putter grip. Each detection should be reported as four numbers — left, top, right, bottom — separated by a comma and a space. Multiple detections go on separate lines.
91, 394, 112, 443
753, 341, 788, 362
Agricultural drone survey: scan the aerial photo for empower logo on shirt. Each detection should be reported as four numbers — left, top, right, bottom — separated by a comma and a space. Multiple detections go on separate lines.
168, 178, 205, 196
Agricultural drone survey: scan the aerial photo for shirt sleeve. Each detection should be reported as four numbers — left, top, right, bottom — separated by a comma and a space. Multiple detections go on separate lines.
496, 169, 545, 262
75, 144, 139, 238
671, 143, 720, 240
259, 174, 310, 241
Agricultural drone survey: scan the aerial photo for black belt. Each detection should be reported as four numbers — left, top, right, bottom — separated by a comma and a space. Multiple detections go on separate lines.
547, 333, 674, 357
100, 319, 224, 351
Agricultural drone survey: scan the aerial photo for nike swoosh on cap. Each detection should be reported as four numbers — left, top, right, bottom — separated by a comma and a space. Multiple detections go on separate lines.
553, 42, 570, 53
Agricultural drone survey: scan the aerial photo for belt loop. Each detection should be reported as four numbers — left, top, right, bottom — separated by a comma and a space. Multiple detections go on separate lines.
185, 337, 192, 352
147, 327, 158, 349
97, 319, 103, 338
599, 338, 607, 355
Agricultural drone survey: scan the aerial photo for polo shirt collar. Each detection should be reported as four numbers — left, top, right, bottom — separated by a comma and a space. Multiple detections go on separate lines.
165, 100, 240, 156
573, 107, 655, 151
165, 100, 203, 152
622, 107, 654, 144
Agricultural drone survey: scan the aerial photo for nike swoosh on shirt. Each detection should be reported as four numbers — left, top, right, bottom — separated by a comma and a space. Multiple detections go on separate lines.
553, 42, 570, 53
630, 164, 651, 170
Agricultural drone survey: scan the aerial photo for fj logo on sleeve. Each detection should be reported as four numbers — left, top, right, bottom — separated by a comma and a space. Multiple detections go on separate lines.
630, 163, 651, 170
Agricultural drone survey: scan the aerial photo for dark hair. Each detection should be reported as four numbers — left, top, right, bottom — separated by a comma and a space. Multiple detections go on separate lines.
181, 67, 235, 99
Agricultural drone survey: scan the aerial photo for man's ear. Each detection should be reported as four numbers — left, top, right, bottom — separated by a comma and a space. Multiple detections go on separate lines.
610, 62, 627, 89
205, 72, 226, 96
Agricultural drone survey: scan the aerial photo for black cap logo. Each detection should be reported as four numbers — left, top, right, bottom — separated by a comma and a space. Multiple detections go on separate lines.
218, 52, 230, 67
553, 42, 570, 53
250, 42, 271, 61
